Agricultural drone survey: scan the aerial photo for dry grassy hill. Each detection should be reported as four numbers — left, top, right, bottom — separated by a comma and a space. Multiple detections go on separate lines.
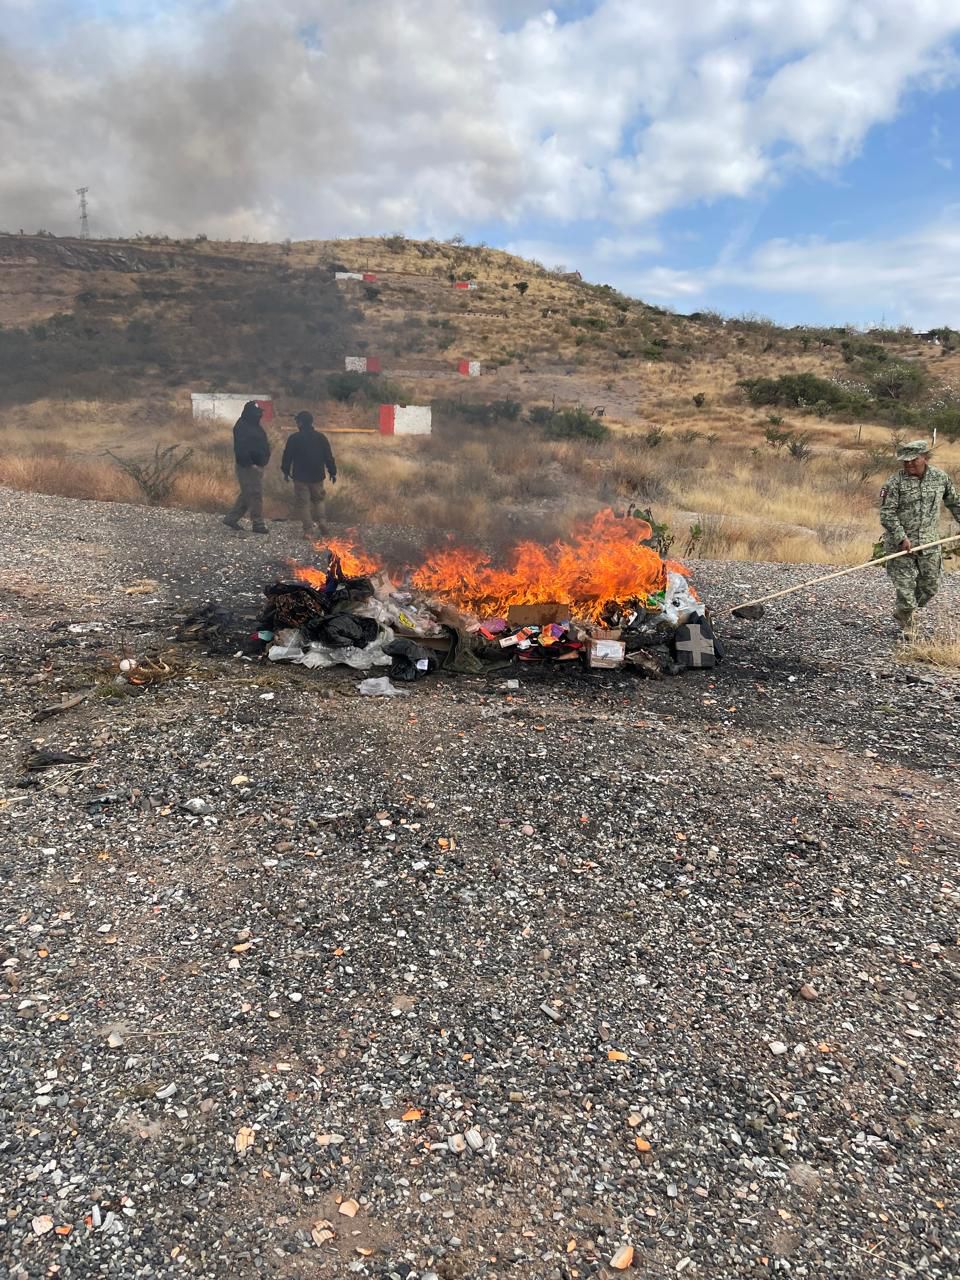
1, 231, 959, 571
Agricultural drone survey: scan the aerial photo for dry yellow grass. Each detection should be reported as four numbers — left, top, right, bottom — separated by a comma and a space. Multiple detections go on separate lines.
895, 617, 960, 668
3, 398, 959, 565
0, 452, 139, 503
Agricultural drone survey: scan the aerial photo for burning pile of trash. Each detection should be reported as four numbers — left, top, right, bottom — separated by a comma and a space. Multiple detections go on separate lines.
254, 511, 722, 684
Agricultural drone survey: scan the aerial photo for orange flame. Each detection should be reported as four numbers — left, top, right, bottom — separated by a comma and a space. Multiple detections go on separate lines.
412, 510, 675, 621
293, 511, 687, 621
295, 535, 380, 589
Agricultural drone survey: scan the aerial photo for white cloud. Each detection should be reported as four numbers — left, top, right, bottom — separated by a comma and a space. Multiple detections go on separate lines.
0, 0, 957, 242
597, 216, 960, 326
592, 233, 664, 261
725, 220, 960, 324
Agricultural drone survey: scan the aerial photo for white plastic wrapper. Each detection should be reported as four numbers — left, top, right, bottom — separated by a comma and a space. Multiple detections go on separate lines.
358, 676, 410, 697
353, 597, 396, 627
299, 639, 393, 670
268, 625, 395, 670
403, 603, 447, 636
660, 571, 703, 629
267, 629, 306, 662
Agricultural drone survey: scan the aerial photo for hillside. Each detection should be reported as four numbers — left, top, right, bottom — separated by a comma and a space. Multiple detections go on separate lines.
2, 232, 960, 572
3, 230, 959, 422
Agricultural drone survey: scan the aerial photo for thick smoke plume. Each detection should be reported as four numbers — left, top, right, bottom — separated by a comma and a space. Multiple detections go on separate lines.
2, 0, 958, 250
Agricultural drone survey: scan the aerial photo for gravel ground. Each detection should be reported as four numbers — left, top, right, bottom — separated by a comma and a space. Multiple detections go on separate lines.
1, 488, 958, 1280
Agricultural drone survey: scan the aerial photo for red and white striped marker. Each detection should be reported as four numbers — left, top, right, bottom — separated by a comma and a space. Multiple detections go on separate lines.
345, 356, 381, 373
379, 404, 432, 436
457, 359, 481, 376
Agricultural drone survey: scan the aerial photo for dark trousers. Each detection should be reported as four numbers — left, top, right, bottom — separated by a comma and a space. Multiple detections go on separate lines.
293, 480, 325, 532
226, 466, 264, 526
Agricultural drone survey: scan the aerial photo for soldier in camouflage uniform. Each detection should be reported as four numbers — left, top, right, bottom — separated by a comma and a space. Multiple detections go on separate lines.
879, 439, 960, 631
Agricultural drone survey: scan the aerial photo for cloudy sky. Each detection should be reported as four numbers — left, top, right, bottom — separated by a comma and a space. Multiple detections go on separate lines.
3, 0, 960, 325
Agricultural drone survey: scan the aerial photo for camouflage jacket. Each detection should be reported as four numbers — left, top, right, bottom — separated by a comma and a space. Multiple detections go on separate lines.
879, 464, 960, 550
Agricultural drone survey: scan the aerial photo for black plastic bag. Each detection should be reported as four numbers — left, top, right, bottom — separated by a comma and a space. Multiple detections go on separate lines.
384, 638, 438, 681
308, 613, 379, 648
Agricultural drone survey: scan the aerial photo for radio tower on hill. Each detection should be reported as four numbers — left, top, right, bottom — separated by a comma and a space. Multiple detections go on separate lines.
76, 187, 89, 239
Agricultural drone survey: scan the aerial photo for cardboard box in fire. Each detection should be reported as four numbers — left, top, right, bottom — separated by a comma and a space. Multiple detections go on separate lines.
475, 573, 713, 670
484, 603, 581, 663
586, 630, 625, 670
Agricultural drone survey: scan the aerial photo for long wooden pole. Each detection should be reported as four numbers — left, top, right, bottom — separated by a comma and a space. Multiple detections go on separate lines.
729, 533, 960, 616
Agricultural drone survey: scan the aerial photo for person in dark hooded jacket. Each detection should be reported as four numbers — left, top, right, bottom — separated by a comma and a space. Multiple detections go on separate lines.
224, 401, 271, 533
281, 411, 337, 535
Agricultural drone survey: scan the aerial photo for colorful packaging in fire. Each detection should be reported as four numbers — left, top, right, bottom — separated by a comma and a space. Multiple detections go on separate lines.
270, 510, 714, 677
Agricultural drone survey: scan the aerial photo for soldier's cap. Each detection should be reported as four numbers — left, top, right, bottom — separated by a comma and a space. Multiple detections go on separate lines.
896, 439, 931, 461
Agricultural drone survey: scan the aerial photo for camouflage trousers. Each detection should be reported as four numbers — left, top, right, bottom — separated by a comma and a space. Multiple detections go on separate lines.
886, 549, 942, 623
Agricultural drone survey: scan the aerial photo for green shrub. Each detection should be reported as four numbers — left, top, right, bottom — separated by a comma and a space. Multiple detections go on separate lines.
326, 371, 367, 401
764, 425, 792, 451
855, 446, 897, 481
434, 398, 522, 425
841, 338, 888, 364
536, 406, 608, 440
765, 426, 813, 460
325, 372, 409, 404
739, 372, 850, 411
787, 432, 813, 462
631, 507, 674, 556
925, 405, 960, 439
869, 362, 927, 403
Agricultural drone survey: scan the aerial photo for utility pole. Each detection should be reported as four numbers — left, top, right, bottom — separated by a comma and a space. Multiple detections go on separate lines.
76, 187, 89, 239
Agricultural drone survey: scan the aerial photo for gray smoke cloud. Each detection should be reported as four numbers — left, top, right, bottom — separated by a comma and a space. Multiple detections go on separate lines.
1, 0, 959, 254
0, 0, 529, 238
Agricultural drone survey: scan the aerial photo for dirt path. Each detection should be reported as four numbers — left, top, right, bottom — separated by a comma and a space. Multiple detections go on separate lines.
1, 487, 957, 1280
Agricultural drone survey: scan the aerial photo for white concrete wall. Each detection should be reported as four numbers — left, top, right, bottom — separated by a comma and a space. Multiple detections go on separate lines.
191, 393, 271, 425
381, 404, 432, 436
394, 405, 432, 435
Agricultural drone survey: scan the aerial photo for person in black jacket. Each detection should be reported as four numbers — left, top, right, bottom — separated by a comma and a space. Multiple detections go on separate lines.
281, 411, 337, 535
224, 401, 271, 533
